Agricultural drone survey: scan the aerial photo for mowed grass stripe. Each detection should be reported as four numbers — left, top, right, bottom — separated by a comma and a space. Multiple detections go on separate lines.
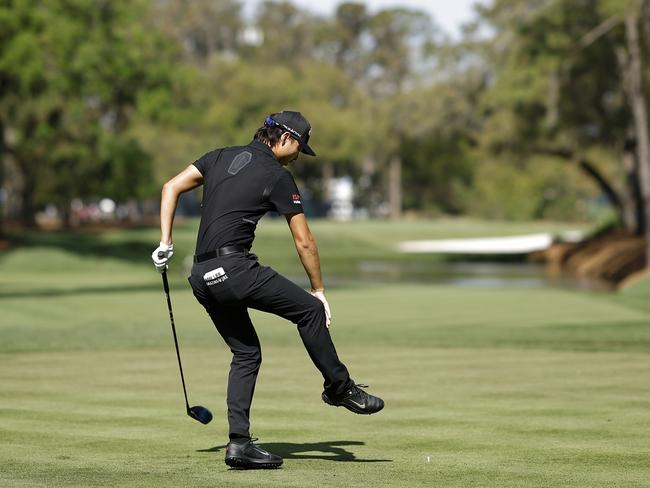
1, 284, 649, 353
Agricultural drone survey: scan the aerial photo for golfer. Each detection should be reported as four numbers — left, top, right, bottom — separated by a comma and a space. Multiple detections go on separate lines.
151, 111, 383, 469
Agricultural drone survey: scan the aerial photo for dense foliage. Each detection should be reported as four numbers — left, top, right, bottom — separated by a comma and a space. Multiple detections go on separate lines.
2, 0, 650, 242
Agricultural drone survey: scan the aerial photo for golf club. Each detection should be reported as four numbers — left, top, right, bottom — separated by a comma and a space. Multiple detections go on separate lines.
159, 267, 213, 425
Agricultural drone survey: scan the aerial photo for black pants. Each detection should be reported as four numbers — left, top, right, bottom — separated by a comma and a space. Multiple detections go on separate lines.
188, 251, 352, 438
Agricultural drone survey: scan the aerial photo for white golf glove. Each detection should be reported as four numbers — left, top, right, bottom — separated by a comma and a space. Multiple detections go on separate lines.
311, 289, 331, 328
151, 241, 174, 273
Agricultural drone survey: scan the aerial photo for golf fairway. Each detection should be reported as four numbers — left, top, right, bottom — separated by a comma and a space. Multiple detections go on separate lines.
1, 220, 649, 487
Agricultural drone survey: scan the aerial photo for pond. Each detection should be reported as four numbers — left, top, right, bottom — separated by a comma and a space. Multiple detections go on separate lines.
321, 259, 614, 291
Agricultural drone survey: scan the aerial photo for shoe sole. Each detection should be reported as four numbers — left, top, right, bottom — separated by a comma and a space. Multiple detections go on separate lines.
225, 457, 283, 469
322, 393, 384, 415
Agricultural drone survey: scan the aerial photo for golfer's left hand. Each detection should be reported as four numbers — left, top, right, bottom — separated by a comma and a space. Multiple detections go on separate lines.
151, 241, 174, 273
311, 290, 331, 328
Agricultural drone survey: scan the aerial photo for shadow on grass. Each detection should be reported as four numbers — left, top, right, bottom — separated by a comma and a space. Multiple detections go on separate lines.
199, 440, 392, 463
5, 229, 154, 264
0, 283, 163, 298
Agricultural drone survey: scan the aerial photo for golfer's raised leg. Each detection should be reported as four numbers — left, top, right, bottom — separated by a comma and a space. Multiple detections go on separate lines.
244, 266, 384, 415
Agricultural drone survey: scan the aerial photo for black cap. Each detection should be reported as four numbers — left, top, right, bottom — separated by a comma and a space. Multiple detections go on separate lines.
264, 111, 316, 156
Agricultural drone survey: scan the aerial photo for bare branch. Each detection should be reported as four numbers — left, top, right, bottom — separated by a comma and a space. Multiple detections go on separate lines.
578, 16, 620, 49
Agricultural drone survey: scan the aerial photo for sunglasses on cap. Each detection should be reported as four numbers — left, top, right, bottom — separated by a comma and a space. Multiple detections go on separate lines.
264, 116, 310, 145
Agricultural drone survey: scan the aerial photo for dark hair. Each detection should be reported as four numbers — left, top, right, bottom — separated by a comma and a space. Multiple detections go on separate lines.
254, 126, 285, 147
253, 113, 285, 147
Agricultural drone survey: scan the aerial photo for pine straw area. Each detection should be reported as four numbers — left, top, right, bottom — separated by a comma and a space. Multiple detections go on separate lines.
537, 230, 647, 288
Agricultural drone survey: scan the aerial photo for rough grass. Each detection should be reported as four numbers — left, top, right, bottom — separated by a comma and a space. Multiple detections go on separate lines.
1, 219, 649, 487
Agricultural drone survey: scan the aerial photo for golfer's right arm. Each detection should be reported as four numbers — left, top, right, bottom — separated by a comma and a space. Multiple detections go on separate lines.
159, 165, 203, 245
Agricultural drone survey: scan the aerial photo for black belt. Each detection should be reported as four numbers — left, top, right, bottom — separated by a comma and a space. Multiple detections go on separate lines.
194, 245, 249, 263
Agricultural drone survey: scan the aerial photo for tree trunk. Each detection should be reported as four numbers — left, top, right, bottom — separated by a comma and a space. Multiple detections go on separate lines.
0, 120, 4, 238
13, 154, 37, 227
577, 159, 624, 218
622, 137, 645, 235
20, 171, 37, 228
531, 147, 626, 223
625, 14, 650, 265
321, 160, 334, 183
321, 160, 334, 211
388, 155, 402, 219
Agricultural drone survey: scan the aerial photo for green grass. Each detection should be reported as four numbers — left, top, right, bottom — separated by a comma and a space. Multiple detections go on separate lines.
1, 219, 649, 487
616, 273, 650, 314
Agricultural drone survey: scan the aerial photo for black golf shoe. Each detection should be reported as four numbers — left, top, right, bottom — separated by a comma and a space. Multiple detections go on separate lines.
224, 437, 283, 469
322, 383, 384, 415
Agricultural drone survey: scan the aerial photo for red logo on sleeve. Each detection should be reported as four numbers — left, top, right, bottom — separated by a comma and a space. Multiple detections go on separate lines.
292, 193, 301, 204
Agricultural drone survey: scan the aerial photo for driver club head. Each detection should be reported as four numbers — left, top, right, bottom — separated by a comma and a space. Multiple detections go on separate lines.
188, 405, 213, 425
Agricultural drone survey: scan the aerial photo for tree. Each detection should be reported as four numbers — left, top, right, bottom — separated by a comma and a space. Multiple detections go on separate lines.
470, 0, 650, 263
151, 0, 244, 64
467, 1, 640, 221
252, 1, 329, 67
0, 0, 174, 225
318, 6, 438, 218
619, 4, 650, 263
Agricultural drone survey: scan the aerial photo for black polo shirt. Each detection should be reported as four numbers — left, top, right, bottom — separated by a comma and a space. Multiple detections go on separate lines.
192, 140, 304, 254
